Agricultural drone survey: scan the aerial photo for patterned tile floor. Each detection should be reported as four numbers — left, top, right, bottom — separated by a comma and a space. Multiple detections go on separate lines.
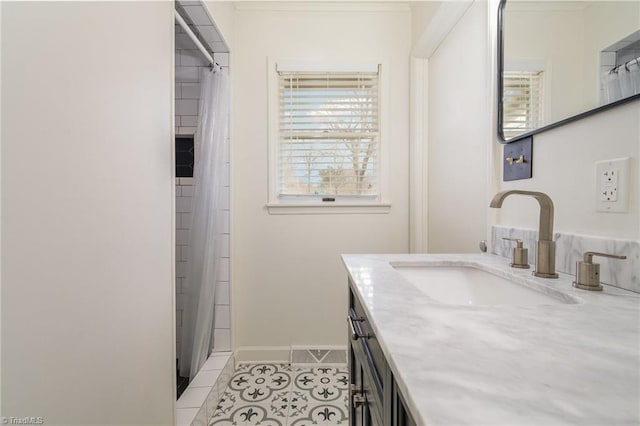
210, 363, 349, 426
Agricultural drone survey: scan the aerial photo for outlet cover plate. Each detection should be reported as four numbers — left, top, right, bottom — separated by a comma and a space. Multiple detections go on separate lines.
503, 136, 533, 181
595, 157, 630, 213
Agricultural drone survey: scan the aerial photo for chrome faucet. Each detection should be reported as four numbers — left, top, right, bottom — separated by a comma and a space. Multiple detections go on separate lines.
490, 190, 559, 278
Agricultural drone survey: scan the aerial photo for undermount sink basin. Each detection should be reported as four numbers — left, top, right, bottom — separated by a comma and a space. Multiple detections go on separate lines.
392, 265, 569, 306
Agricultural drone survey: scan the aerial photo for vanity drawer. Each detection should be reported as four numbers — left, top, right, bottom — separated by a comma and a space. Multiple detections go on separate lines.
348, 279, 417, 426
349, 287, 387, 400
350, 328, 384, 425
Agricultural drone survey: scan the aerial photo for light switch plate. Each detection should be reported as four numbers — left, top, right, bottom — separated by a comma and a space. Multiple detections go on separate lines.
503, 136, 533, 181
595, 157, 630, 213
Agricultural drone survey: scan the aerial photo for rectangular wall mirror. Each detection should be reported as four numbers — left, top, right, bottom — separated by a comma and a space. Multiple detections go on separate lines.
498, 0, 640, 143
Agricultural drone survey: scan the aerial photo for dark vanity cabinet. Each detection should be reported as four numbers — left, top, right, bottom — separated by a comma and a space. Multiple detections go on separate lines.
348, 281, 417, 426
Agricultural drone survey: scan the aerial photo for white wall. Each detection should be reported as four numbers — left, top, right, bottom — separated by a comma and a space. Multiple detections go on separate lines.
426, 1, 491, 253
1, 3, 174, 424
232, 4, 411, 349
495, 102, 639, 240
410, 1, 442, 52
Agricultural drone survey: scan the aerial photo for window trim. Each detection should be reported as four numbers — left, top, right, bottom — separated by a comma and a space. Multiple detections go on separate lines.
267, 58, 390, 214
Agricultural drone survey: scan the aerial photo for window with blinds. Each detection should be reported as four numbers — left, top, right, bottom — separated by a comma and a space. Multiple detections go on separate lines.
503, 71, 544, 139
277, 67, 380, 199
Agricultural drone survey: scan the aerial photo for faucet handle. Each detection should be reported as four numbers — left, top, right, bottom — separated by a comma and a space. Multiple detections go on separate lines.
582, 251, 627, 263
502, 237, 523, 247
574, 251, 627, 291
501, 237, 530, 269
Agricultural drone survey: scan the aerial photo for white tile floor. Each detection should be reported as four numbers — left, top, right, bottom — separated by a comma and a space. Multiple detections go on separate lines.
210, 364, 349, 426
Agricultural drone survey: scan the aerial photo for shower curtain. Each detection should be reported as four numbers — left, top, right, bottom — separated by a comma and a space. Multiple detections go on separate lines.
602, 59, 640, 104
180, 66, 230, 380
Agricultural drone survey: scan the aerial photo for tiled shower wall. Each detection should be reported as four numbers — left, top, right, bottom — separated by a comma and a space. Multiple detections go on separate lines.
175, 25, 231, 359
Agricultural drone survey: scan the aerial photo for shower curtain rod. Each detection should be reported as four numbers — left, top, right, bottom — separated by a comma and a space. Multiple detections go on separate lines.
611, 56, 639, 73
174, 10, 216, 69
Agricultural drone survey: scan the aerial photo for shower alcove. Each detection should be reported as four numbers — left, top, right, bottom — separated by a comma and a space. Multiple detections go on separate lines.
173, 1, 233, 418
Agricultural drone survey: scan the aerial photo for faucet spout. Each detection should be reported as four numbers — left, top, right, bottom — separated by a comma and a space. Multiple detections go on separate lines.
489, 190, 554, 241
490, 190, 558, 278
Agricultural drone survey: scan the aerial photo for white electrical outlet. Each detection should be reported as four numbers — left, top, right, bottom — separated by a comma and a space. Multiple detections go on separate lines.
595, 157, 630, 213
599, 167, 618, 202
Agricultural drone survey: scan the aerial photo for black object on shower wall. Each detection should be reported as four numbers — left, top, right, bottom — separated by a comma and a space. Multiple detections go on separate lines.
176, 135, 194, 178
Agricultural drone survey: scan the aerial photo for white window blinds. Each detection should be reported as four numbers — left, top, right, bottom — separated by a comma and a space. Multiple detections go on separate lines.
278, 68, 380, 198
503, 71, 543, 139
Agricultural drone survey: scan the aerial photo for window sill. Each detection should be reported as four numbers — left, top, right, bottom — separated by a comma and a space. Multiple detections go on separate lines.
266, 203, 391, 215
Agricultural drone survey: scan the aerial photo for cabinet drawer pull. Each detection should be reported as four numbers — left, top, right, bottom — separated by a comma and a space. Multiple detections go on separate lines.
348, 315, 370, 340
352, 394, 367, 408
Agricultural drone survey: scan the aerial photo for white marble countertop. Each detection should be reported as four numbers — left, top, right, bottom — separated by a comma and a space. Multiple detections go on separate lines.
341, 253, 640, 426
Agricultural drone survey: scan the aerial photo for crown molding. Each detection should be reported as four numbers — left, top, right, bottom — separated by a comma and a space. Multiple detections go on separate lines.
234, 1, 411, 13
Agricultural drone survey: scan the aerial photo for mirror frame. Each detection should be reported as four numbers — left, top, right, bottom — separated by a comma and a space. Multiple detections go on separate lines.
497, 0, 640, 144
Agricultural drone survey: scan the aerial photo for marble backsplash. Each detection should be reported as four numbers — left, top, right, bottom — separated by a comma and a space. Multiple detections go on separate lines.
491, 226, 639, 293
